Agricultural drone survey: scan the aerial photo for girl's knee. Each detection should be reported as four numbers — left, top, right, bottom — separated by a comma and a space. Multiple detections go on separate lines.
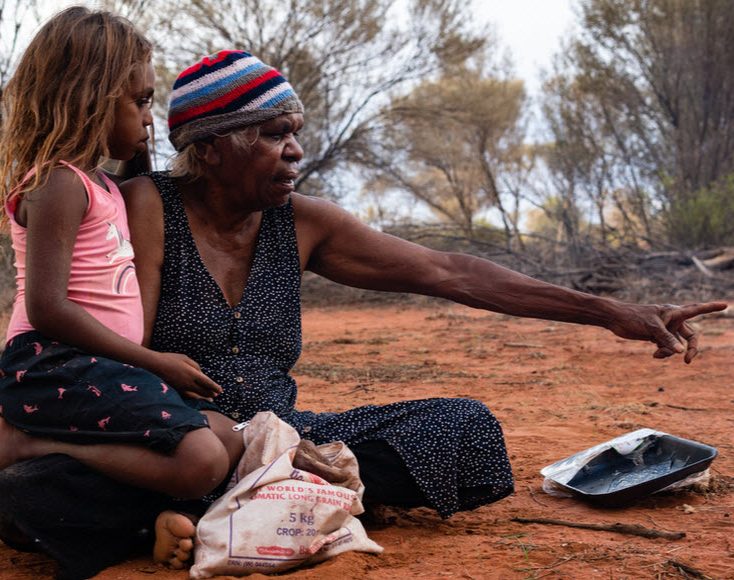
172, 429, 230, 499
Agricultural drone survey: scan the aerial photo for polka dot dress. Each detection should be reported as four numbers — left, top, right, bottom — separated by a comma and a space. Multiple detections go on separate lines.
148, 172, 514, 518
149, 172, 302, 421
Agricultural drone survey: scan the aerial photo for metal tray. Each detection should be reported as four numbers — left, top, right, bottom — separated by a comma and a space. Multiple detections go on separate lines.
554, 433, 717, 507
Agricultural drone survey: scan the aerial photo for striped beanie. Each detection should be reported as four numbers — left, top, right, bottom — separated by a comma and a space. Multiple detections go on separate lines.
168, 50, 304, 151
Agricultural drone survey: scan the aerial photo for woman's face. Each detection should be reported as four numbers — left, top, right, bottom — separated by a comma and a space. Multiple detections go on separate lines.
108, 62, 155, 160
216, 113, 304, 209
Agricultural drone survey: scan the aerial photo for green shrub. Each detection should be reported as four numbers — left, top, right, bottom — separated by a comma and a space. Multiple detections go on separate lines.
666, 175, 734, 248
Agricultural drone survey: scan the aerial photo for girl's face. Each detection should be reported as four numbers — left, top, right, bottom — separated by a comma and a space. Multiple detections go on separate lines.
108, 61, 155, 161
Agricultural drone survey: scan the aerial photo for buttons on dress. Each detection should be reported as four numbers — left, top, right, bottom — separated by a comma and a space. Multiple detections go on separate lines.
235, 376, 244, 383
231, 346, 240, 354
233, 311, 241, 319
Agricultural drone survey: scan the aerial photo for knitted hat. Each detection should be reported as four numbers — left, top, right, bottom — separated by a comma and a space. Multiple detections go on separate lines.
168, 50, 304, 151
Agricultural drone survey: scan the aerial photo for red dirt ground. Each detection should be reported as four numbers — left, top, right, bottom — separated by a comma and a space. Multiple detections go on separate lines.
2, 303, 734, 579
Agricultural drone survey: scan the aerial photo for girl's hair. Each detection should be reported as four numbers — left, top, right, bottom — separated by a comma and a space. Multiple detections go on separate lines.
0, 6, 152, 211
169, 126, 260, 180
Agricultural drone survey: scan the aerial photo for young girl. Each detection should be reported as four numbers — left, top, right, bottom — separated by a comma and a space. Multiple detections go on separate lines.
0, 7, 235, 510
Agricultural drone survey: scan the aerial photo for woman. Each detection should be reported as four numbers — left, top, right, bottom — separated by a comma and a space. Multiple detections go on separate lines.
121, 49, 725, 566
124, 49, 517, 560
0, 49, 725, 579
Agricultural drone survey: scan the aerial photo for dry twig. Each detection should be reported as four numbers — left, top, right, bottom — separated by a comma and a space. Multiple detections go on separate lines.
666, 559, 714, 579
664, 404, 708, 412
511, 517, 685, 540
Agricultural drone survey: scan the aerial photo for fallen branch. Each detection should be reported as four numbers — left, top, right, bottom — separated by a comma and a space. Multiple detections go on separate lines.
511, 517, 685, 540
691, 256, 715, 278
702, 249, 734, 271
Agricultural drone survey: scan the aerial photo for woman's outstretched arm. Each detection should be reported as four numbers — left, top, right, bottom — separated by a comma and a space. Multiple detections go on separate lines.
293, 193, 727, 364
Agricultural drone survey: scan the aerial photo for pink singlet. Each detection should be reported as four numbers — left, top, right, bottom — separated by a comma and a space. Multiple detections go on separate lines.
4, 162, 144, 344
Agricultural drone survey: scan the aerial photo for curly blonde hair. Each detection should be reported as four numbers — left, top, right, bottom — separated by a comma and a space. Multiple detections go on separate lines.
0, 6, 151, 218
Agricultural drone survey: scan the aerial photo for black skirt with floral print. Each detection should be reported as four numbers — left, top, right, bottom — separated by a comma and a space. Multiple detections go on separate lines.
0, 331, 209, 454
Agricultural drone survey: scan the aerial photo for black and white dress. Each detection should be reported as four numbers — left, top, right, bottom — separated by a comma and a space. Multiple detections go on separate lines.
149, 171, 514, 518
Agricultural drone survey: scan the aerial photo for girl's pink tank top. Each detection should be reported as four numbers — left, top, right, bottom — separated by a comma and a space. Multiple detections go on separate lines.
5, 162, 144, 345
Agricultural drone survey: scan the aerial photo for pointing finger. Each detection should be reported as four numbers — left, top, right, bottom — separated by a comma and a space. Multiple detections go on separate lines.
673, 301, 728, 321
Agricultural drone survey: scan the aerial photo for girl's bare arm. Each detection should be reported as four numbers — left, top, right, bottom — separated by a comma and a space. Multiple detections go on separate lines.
23, 167, 219, 397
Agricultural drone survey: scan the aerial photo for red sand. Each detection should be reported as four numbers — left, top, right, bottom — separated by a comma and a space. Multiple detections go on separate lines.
2, 304, 733, 579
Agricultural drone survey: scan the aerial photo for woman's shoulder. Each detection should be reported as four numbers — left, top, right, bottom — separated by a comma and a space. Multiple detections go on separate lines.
291, 192, 349, 221
291, 192, 362, 232
290, 192, 362, 253
120, 170, 169, 188
119, 171, 173, 194
119, 174, 165, 214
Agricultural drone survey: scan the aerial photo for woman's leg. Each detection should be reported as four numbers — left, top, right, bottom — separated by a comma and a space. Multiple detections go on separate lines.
0, 454, 169, 580
0, 411, 244, 569
349, 439, 428, 508
290, 398, 514, 518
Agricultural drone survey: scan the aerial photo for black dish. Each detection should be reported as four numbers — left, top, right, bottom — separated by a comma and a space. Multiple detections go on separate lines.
555, 433, 717, 507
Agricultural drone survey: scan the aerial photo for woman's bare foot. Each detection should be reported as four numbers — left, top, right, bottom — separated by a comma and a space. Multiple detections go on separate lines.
153, 510, 197, 569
